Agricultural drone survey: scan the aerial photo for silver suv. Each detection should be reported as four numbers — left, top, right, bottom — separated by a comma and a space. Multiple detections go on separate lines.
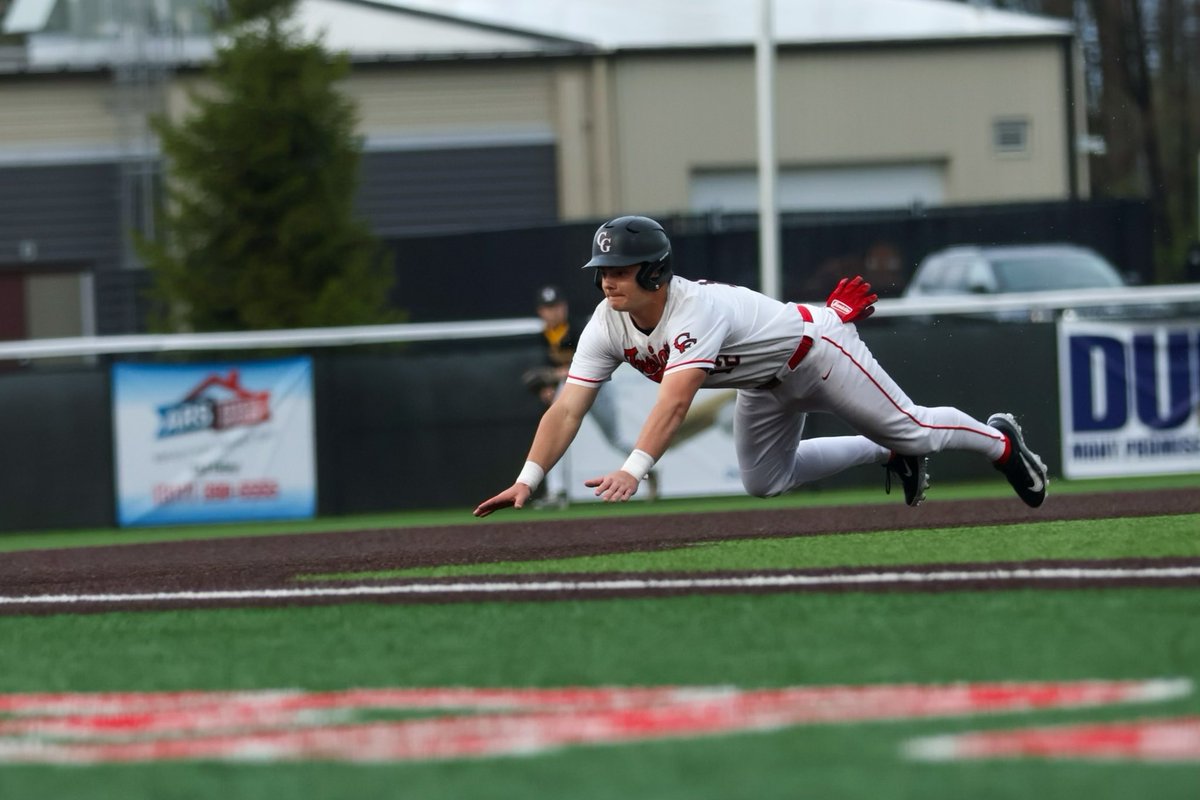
900, 243, 1143, 322
904, 244, 1128, 297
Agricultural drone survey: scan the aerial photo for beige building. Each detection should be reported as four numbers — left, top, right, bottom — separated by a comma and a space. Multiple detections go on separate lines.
0, 0, 1084, 335
291, 0, 1086, 217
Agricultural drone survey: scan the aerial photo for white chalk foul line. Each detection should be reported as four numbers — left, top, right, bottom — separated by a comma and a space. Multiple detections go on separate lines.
2, 565, 1199, 607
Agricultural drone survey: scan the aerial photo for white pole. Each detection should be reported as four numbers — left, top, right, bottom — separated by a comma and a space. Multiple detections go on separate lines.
756, 0, 781, 299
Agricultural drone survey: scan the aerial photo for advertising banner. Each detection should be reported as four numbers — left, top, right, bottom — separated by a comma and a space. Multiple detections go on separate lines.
1057, 319, 1200, 478
554, 366, 743, 502
112, 357, 316, 526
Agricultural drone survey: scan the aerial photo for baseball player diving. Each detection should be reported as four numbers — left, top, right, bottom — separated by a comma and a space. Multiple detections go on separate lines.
474, 215, 1048, 517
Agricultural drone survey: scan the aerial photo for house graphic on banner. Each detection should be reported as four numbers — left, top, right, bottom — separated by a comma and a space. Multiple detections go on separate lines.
157, 370, 272, 438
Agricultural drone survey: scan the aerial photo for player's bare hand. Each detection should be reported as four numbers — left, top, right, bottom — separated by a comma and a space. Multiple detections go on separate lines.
584, 470, 640, 502
473, 483, 533, 517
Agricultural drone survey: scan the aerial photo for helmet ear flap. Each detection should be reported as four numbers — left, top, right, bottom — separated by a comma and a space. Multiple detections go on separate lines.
638, 266, 659, 290
636, 254, 673, 291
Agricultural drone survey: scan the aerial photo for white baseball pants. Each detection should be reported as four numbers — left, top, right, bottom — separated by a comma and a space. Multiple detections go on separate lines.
735, 305, 1007, 497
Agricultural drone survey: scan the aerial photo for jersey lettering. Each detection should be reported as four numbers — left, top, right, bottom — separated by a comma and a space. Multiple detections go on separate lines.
623, 344, 671, 383
708, 354, 741, 375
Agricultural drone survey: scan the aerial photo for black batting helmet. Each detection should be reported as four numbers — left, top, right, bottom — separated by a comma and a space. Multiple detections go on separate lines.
582, 215, 673, 291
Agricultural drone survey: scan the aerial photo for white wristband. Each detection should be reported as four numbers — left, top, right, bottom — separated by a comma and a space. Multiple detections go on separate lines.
620, 449, 657, 481
516, 461, 545, 491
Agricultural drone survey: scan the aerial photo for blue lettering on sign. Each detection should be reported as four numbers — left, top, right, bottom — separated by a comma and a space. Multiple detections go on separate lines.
1072, 440, 1119, 459
1134, 332, 1192, 430
1069, 336, 1127, 431
1069, 330, 1199, 433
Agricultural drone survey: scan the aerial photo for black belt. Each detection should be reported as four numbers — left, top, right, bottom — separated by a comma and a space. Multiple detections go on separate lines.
757, 304, 815, 390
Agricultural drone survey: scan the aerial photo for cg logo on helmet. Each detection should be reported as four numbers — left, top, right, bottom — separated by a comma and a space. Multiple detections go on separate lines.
596, 231, 612, 253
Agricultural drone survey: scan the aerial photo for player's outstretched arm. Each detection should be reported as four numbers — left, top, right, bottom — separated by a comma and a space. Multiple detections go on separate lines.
473, 383, 597, 517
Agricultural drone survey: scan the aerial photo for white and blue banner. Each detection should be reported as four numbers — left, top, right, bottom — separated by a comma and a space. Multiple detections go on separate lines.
1057, 319, 1200, 479
112, 357, 316, 526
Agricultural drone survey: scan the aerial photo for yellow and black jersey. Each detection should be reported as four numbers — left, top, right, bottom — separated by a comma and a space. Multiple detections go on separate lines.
542, 317, 583, 367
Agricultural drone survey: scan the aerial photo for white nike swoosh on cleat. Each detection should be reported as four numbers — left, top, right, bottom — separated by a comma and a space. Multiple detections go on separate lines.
1020, 454, 1045, 493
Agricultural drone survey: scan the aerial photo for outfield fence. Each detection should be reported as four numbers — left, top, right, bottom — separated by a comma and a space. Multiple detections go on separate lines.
1, 288, 1198, 532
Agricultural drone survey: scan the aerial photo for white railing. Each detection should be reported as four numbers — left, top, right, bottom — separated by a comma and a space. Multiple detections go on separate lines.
0, 318, 543, 361
2, 283, 1200, 361
870, 282, 1200, 318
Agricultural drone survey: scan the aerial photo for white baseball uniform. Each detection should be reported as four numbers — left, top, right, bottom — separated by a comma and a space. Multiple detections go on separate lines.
566, 276, 1007, 496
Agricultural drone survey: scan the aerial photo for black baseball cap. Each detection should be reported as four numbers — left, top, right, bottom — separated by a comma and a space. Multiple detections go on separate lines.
536, 285, 565, 306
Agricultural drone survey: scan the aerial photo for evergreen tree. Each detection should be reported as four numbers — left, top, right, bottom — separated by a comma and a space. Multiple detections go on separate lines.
140, 0, 395, 331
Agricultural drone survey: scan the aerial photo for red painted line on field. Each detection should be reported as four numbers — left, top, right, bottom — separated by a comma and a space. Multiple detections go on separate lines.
906, 717, 1200, 762
0, 680, 1190, 764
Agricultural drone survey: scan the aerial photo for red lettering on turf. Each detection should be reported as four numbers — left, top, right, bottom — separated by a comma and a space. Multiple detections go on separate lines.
906, 716, 1200, 762
0, 681, 1189, 764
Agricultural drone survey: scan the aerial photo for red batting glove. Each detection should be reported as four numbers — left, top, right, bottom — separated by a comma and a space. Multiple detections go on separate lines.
826, 275, 878, 323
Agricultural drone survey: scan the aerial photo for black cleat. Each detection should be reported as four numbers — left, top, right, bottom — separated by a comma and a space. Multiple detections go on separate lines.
987, 413, 1048, 508
883, 453, 929, 507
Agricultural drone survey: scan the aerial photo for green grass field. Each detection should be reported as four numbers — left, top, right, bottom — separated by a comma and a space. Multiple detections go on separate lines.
0, 476, 1197, 799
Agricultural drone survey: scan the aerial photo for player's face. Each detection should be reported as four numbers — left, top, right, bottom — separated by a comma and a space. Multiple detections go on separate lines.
537, 301, 567, 326
597, 265, 650, 313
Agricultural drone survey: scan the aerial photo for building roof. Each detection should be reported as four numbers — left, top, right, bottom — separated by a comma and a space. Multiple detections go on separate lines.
3, 0, 1072, 71
365, 0, 1072, 51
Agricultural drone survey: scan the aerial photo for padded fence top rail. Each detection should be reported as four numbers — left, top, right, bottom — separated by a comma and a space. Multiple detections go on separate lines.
2, 283, 1200, 361
0, 318, 544, 360
871, 284, 1200, 318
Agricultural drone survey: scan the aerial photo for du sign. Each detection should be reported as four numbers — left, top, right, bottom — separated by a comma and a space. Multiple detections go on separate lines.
1057, 319, 1200, 478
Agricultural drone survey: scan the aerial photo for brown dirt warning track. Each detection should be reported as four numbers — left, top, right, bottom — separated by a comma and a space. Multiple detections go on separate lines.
0, 488, 1196, 615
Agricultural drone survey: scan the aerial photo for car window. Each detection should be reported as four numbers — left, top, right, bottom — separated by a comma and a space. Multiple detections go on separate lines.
913, 256, 948, 290
989, 253, 1126, 292
964, 260, 997, 293
941, 257, 970, 291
